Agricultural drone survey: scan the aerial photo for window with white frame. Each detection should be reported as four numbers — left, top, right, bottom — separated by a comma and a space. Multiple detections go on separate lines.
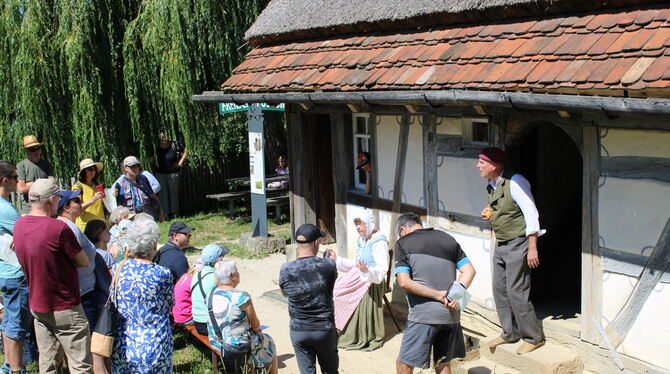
353, 114, 370, 191
462, 118, 490, 146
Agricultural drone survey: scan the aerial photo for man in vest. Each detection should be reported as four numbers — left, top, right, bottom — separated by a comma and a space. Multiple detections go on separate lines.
477, 147, 545, 354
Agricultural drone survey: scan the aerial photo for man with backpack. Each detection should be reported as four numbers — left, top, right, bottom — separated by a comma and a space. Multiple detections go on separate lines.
114, 156, 164, 222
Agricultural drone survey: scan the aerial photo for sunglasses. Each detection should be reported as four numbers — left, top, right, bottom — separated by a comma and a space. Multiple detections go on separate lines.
71, 198, 82, 204
27, 147, 41, 152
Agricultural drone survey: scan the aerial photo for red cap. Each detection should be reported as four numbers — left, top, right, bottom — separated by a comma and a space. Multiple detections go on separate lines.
478, 147, 506, 164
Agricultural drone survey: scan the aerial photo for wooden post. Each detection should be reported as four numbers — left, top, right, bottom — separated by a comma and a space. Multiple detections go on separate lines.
388, 114, 411, 247
581, 124, 603, 343
289, 111, 318, 240
330, 112, 353, 257
369, 113, 380, 201
422, 114, 438, 226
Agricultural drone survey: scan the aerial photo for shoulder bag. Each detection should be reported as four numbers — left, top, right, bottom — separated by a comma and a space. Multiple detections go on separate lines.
91, 259, 126, 357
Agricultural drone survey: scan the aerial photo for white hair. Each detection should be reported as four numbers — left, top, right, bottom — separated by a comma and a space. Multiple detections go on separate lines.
125, 218, 160, 259
109, 206, 130, 224
214, 260, 238, 285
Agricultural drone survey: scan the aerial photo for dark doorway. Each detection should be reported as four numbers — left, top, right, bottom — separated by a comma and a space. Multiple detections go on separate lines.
314, 115, 336, 242
509, 124, 582, 321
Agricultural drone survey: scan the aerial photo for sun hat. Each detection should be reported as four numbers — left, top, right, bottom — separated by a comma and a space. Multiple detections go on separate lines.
122, 156, 141, 167
21, 135, 42, 150
79, 158, 103, 173
28, 179, 59, 202
200, 244, 229, 264
478, 147, 507, 165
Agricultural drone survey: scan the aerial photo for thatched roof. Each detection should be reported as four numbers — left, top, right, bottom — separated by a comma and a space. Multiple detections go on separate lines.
246, 0, 662, 46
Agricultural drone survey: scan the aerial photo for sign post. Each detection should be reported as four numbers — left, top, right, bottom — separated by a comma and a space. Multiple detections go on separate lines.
247, 104, 268, 237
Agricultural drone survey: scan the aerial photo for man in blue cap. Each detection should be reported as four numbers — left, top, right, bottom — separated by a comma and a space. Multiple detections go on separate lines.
191, 244, 228, 335
153, 221, 194, 283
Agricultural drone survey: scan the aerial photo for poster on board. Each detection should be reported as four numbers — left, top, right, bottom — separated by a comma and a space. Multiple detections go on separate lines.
249, 131, 265, 194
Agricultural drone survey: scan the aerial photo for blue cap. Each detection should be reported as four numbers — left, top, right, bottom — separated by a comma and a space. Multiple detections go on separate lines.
117, 219, 132, 231
57, 190, 81, 211
200, 244, 229, 264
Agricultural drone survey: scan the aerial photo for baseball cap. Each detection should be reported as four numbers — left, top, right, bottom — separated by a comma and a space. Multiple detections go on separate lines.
57, 190, 82, 211
123, 156, 141, 167
295, 224, 325, 244
28, 179, 60, 202
200, 244, 229, 264
168, 221, 195, 236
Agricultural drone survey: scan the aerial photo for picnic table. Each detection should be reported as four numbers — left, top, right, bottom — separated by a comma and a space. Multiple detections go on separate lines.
206, 175, 289, 216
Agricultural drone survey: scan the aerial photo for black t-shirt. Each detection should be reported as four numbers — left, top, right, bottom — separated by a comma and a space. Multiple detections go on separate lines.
156, 142, 184, 174
154, 242, 187, 284
279, 256, 337, 331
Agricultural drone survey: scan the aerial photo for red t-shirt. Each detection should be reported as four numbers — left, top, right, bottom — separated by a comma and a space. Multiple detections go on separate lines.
13, 215, 83, 313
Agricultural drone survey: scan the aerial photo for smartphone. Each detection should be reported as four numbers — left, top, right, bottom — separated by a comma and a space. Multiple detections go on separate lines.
322, 250, 331, 259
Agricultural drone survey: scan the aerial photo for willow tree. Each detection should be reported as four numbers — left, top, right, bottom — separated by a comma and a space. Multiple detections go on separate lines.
123, 0, 267, 167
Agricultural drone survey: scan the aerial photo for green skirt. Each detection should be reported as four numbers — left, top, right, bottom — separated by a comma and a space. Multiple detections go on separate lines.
337, 281, 385, 351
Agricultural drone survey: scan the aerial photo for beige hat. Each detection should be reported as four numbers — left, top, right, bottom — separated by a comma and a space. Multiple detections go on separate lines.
79, 158, 103, 173
123, 156, 141, 167
28, 179, 59, 202
21, 135, 42, 150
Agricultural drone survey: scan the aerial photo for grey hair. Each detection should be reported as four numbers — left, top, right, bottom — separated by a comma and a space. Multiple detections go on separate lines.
109, 207, 130, 224
214, 260, 238, 285
125, 218, 160, 259
133, 212, 154, 222
396, 213, 422, 236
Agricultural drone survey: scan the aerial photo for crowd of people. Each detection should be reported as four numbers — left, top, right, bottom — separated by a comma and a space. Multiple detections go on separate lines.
0, 135, 546, 374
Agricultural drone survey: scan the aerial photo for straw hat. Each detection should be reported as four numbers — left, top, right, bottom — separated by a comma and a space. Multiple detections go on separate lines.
79, 158, 104, 173
21, 135, 42, 150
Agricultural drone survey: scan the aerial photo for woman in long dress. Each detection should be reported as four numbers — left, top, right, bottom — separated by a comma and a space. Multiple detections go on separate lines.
111, 217, 173, 374
328, 210, 389, 351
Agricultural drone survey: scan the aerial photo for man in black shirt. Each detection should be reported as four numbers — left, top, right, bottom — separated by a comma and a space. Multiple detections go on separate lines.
279, 224, 339, 374
153, 221, 193, 283
155, 131, 188, 220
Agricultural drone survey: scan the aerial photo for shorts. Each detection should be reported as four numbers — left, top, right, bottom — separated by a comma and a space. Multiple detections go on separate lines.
398, 321, 465, 369
0, 277, 32, 340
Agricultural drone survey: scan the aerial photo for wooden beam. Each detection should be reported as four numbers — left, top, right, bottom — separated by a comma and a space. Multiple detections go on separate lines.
330, 113, 353, 257
422, 114, 438, 226
581, 124, 603, 344
404, 104, 422, 114
299, 102, 313, 111
473, 105, 486, 115
369, 113, 380, 201
601, 156, 670, 183
558, 110, 571, 118
388, 114, 411, 247
347, 103, 364, 113
605, 217, 670, 347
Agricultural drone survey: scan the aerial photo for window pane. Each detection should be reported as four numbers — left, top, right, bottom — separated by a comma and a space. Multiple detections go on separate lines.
472, 121, 488, 143
356, 117, 367, 134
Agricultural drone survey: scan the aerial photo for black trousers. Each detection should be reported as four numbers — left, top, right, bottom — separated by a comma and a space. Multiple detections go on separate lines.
290, 327, 339, 374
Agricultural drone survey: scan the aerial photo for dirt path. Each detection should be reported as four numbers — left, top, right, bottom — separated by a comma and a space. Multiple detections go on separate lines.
225, 252, 404, 373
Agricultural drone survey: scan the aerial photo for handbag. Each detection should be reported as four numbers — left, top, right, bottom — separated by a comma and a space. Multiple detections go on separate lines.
91, 260, 126, 357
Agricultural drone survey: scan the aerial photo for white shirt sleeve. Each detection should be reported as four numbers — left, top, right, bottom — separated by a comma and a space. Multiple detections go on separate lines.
509, 174, 546, 237
336, 256, 356, 272
359, 240, 389, 285
142, 171, 161, 194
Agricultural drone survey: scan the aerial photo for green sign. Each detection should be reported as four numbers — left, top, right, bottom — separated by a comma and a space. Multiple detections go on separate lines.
218, 102, 285, 114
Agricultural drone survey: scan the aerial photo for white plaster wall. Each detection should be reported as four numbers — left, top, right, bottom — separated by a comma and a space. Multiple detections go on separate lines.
598, 176, 670, 255
437, 156, 489, 216
402, 118, 424, 207
601, 128, 670, 158
437, 227, 495, 310
436, 117, 462, 135
376, 116, 399, 201
602, 272, 670, 369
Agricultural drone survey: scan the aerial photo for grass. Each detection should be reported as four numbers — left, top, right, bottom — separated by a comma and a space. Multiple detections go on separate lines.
158, 210, 292, 260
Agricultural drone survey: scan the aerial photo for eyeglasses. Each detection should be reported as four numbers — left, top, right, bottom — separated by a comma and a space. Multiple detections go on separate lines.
71, 198, 82, 204
6, 175, 18, 180
127, 165, 140, 169
27, 147, 41, 152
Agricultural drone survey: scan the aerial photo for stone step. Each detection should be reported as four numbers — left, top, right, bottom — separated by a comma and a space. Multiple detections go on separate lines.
479, 336, 584, 374
456, 357, 521, 374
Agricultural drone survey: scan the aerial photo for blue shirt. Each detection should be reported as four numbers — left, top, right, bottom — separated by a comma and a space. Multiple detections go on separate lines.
60, 218, 97, 296
0, 197, 23, 279
154, 241, 189, 284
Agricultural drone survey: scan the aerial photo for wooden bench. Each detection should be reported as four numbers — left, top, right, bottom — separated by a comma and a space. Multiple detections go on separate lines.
206, 191, 251, 215
182, 324, 222, 373
265, 195, 289, 217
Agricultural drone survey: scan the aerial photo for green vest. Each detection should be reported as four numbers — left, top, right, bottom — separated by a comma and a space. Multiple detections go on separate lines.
487, 171, 527, 242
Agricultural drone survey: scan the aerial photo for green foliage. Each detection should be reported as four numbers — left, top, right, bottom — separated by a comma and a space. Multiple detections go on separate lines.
0, 0, 268, 185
